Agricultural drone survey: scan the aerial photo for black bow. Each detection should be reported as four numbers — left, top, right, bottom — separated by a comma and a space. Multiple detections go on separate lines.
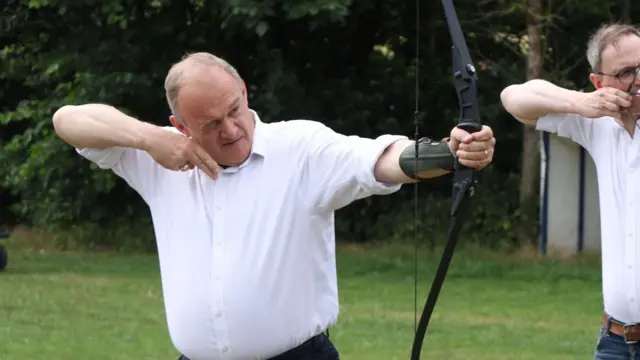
410, 0, 482, 358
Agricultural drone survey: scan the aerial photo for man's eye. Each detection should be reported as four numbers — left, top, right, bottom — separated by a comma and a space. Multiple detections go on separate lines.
620, 68, 637, 77
204, 121, 220, 131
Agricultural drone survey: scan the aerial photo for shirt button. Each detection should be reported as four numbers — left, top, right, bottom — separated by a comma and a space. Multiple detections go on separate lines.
215, 311, 222, 318
631, 297, 635, 302
222, 347, 229, 353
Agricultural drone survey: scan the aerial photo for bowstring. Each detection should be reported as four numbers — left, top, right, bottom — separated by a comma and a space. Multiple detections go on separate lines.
413, 0, 420, 335
624, 74, 640, 132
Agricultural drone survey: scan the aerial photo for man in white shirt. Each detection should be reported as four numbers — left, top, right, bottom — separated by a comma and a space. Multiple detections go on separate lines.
500, 23, 640, 359
52, 52, 495, 360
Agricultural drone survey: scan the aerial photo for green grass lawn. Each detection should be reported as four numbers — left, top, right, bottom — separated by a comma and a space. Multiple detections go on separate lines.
0, 241, 604, 360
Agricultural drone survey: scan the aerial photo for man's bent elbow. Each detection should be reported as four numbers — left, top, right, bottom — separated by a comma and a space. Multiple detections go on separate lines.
500, 85, 539, 126
52, 105, 78, 138
52, 104, 71, 123
499, 84, 523, 116
51, 105, 95, 148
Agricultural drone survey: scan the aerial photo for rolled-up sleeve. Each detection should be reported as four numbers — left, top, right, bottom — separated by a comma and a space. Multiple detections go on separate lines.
76, 147, 127, 169
76, 146, 161, 202
536, 113, 603, 151
304, 122, 406, 212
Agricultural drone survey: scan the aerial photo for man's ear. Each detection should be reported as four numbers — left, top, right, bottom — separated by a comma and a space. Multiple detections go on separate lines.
169, 115, 190, 137
589, 73, 603, 89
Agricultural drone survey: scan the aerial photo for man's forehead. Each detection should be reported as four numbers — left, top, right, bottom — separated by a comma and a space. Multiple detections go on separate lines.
607, 51, 640, 71
179, 74, 240, 102
601, 35, 640, 72
182, 70, 236, 90
177, 86, 241, 125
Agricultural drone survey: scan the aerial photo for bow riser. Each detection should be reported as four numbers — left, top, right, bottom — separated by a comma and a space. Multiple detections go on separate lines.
451, 45, 481, 132
410, 0, 483, 358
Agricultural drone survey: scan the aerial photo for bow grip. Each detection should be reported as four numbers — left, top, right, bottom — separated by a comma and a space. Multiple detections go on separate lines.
456, 121, 482, 134
454, 121, 483, 173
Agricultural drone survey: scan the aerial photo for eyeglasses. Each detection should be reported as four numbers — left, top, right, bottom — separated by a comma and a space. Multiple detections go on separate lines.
596, 65, 640, 86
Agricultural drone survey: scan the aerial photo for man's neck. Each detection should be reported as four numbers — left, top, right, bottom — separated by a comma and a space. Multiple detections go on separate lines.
619, 114, 638, 137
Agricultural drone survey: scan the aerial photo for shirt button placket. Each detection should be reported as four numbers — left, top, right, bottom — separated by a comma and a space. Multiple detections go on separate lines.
628, 170, 640, 320
212, 177, 231, 357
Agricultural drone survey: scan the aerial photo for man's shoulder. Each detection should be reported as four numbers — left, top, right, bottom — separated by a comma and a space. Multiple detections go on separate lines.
259, 119, 339, 155
537, 112, 616, 128
262, 119, 334, 142
160, 125, 181, 133
535, 112, 620, 143
263, 119, 328, 132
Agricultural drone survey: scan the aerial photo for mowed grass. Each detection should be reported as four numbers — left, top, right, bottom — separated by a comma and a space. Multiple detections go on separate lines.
0, 240, 604, 360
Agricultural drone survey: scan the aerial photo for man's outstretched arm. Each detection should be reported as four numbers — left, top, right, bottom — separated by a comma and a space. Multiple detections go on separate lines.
500, 79, 588, 125
499, 79, 633, 125
53, 104, 220, 179
374, 125, 495, 184
53, 104, 156, 150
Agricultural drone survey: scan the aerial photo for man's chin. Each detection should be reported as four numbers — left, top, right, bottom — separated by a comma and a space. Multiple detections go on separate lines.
218, 147, 251, 167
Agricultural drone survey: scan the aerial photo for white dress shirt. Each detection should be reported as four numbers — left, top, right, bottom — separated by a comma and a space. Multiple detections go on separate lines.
76, 110, 406, 360
537, 113, 640, 324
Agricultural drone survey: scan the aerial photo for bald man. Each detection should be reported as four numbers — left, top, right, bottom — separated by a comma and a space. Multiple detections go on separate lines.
52, 52, 496, 360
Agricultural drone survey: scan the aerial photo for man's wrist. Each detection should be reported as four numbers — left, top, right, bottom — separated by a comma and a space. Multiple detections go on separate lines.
132, 121, 162, 152
566, 90, 586, 115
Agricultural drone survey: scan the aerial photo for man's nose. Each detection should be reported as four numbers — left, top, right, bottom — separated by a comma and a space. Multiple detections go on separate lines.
219, 118, 237, 139
630, 67, 640, 93
633, 74, 640, 89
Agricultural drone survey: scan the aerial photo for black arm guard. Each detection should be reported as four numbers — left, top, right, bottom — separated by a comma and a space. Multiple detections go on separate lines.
399, 137, 455, 179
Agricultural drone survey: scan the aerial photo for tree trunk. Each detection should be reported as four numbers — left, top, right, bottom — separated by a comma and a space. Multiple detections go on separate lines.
519, 0, 543, 244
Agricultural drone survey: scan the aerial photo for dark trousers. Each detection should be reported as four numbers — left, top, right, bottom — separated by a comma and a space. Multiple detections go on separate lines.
178, 333, 339, 360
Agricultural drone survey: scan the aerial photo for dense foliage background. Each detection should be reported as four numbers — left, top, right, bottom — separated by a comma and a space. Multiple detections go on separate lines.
1, 0, 636, 251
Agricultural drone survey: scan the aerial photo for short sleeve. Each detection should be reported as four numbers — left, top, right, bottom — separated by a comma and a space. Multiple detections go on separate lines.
76, 146, 162, 202
535, 113, 605, 151
303, 123, 406, 212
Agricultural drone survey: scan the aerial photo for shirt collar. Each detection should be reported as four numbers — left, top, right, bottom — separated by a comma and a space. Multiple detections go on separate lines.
250, 109, 268, 158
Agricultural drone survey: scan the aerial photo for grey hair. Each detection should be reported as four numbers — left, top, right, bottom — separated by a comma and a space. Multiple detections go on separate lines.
586, 23, 640, 72
164, 52, 243, 124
